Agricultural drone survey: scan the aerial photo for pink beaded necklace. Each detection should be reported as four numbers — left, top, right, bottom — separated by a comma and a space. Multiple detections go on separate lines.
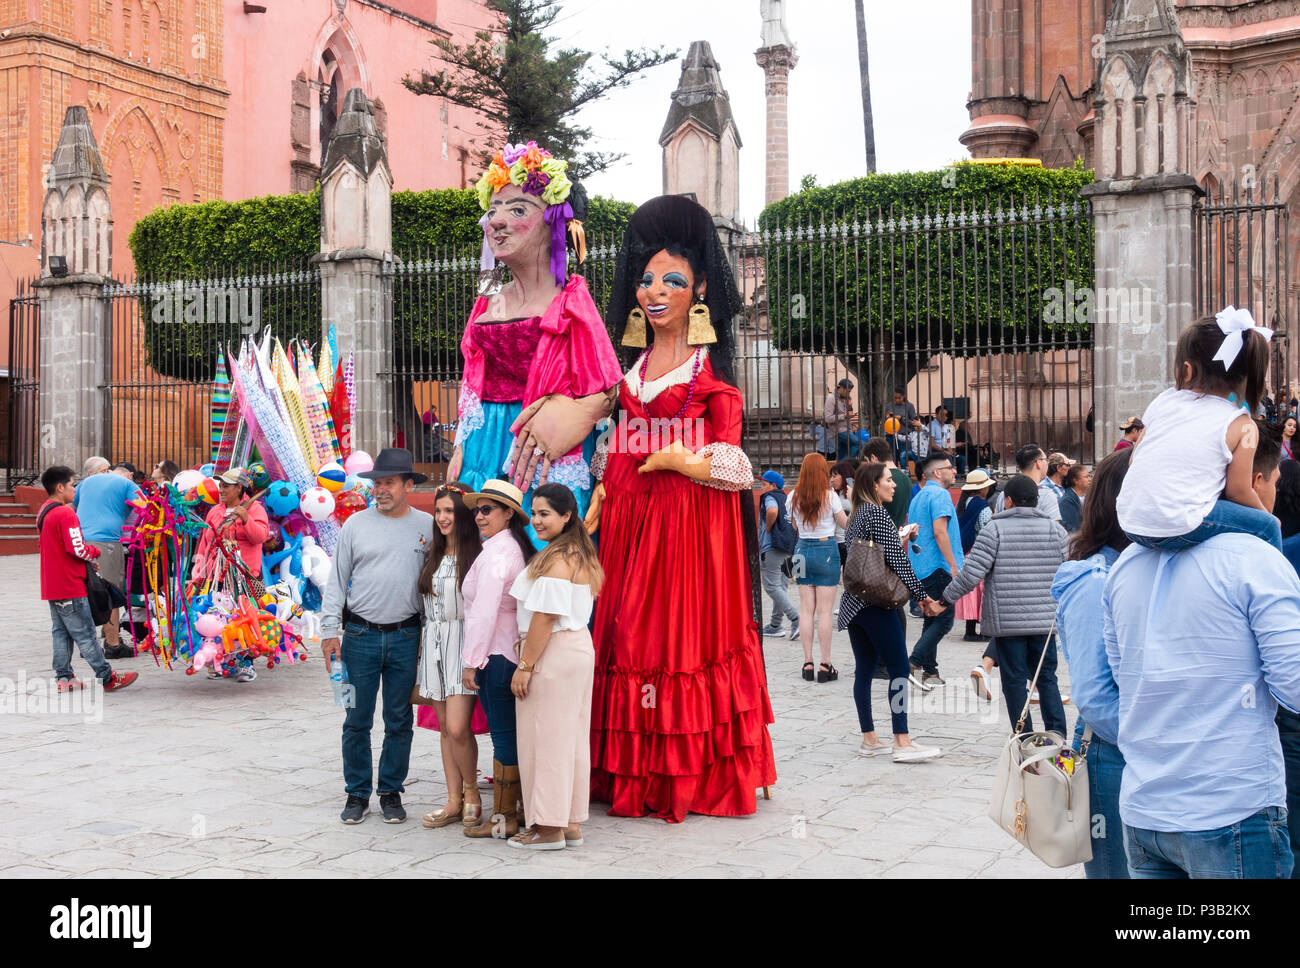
638, 345, 704, 424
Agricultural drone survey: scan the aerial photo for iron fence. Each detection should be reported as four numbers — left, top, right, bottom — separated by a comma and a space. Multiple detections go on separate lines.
100, 262, 321, 473
5, 279, 40, 488
735, 193, 1095, 478
1193, 173, 1291, 402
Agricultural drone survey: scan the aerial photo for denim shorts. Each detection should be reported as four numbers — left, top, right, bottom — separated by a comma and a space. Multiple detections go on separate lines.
795, 537, 841, 587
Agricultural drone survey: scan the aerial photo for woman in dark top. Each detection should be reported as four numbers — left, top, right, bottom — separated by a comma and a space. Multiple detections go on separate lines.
1275, 459, 1300, 540
838, 462, 943, 763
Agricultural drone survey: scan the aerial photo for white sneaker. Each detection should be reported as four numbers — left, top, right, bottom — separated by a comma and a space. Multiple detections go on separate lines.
907, 672, 934, 693
233, 666, 258, 682
856, 740, 894, 757
892, 744, 943, 763
207, 668, 223, 680
970, 667, 993, 701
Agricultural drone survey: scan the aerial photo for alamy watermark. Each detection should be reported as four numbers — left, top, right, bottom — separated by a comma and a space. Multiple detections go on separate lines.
0, 672, 103, 723
1042, 280, 1156, 333
151, 286, 262, 335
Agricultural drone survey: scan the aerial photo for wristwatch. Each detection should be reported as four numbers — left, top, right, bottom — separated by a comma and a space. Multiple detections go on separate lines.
517, 659, 533, 673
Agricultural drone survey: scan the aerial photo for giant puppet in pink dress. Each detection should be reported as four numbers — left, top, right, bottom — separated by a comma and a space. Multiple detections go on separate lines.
446, 143, 622, 526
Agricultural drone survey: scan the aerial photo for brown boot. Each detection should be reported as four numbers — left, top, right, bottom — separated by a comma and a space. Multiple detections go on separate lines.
464, 759, 519, 839
502, 764, 524, 833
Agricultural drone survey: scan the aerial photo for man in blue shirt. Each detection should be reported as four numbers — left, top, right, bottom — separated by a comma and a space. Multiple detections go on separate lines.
754, 471, 799, 640
1103, 429, 1300, 878
906, 455, 963, 689
74, 456, 143, 658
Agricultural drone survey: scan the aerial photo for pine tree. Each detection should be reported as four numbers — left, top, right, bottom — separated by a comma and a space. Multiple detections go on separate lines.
403, 0, 676, 178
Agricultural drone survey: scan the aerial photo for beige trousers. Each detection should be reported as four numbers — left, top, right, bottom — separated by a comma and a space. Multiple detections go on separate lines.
516, 628, 594, 827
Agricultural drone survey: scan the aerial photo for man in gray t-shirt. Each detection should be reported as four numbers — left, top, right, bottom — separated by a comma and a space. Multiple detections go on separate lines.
321, 448, 434, 826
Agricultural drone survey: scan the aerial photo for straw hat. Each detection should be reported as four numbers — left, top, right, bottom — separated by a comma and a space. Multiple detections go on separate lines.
462, 479, 527, 521
961, 469, 994, 491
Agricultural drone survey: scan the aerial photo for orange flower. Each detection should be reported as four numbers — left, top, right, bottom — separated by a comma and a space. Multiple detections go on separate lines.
487, 163, 511, 190
492, 151, 505, 168
522, 146, 546, 170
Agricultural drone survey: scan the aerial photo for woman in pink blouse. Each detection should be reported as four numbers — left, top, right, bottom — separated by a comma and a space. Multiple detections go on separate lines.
459, 479, 536, 840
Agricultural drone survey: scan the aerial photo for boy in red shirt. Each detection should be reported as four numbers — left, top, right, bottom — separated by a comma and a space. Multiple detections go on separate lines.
39, 465, 137, 692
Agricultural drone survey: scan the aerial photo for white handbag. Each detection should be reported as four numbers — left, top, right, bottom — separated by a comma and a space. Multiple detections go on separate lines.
987, 620, 1094, 868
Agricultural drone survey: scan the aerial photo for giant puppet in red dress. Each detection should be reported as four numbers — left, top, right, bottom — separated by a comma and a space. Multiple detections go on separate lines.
584, 195, 776, 822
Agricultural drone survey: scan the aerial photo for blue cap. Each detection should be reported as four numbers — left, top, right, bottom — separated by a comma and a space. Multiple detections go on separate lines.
762, 470, 785, 489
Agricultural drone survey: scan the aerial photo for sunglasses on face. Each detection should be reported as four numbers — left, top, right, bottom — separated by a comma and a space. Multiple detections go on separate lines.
473, 503, 503, 517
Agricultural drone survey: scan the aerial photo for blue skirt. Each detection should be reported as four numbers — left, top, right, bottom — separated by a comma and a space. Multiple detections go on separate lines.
459, 399, 599, 542
795, 537, 841, 587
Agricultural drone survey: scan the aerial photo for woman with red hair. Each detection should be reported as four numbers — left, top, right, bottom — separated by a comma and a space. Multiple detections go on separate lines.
790, 453, 849, 682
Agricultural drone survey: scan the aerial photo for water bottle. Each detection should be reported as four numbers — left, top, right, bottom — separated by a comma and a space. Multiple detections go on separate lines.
330, 658, 347, 706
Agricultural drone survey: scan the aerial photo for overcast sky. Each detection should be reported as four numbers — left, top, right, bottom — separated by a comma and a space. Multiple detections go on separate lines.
556, 0, 973, 223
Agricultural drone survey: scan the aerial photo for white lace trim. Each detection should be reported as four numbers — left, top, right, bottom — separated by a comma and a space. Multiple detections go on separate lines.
498, 451, 593, 493
689, 442, 753, 492
455, 386, 485, 448
590, 422, 610, 481
624, 346, 709, 405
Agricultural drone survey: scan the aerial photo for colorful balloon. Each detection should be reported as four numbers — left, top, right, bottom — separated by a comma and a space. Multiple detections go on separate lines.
199, 462, 216, 478
264, 480, 300, 518
316, 461, 347, 492
343, 450, 374, 476
173, 469, 204, 492
247, 462, 271, 491
300, 486, 336, 522
333, 489, 367, 524
195, 477, 220, 505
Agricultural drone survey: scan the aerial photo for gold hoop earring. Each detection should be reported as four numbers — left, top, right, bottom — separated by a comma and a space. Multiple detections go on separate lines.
687, 299, 717, 346
622, 307, 647, 348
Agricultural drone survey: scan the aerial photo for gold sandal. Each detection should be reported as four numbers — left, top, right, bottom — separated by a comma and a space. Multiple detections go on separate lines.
461, 782, 483, 828
423, 796, 465, 829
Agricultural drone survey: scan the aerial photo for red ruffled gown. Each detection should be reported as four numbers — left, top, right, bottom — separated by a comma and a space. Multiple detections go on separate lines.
590, 351, 777, 822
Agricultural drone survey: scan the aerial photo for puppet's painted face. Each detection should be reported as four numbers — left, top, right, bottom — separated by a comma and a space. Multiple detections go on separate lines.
485, 184, 550, 267
636, 250, 705, 334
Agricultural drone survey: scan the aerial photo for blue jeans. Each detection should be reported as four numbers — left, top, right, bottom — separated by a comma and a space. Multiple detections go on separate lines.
908, 569, 953, 675
475, 654, 518, 767
836, 431, 852, 461
994, 634, 1067, 736
1125, 807, 1294, 878
50, 598, 112, 684
1278, 706, 1300, 878
1073, 720, 1129, 879
1128, 499, 1283, 552
340, 622, 420, 799
848, 604, 910, 735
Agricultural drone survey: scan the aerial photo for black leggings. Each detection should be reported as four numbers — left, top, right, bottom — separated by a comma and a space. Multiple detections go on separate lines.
846, 605, 911, 735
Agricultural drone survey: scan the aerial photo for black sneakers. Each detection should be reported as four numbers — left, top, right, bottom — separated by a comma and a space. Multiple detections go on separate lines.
379, 792, 406, 824
340, 795, 369, 824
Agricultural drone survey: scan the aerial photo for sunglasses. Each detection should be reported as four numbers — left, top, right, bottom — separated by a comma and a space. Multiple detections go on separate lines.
473, 503, 503, 517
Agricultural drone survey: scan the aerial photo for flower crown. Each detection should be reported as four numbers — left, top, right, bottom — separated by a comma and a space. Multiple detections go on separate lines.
475, 141, 572, 211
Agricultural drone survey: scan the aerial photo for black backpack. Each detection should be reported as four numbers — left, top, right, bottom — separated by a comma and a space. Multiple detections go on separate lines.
764, 490, 799, 555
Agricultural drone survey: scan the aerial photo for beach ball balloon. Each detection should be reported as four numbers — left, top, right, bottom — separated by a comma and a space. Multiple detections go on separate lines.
199, 462, 216, 478
247, 462, 271, 491
333, 489, 367, 524
173, 469, 204, 492
264, 480, 300, 518
195, 477, 220, 505
883, 416, 900, 435
300, 486, 336, 522
343, 451, 374, 477
316, 461, 347, 493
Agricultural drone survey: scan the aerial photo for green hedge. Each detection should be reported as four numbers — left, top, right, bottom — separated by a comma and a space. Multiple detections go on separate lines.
758, 159, 1096, 366
128, 188, 635, 380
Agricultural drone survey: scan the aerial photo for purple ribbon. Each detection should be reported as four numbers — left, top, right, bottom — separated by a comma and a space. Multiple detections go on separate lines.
544, 201, 574, 288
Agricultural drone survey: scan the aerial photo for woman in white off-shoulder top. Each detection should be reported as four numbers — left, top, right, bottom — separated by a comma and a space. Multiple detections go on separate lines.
507, 483, 602, 850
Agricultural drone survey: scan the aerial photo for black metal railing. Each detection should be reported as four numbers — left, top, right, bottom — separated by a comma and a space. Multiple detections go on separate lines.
5, 278, 40, 488
100, 262, 322, 472
1194, 173, 1291, 400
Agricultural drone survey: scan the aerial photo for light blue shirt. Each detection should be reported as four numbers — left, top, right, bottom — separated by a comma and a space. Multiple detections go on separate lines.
758, 492, 776, 554
907, 480, 963, 580
1051, 547, 1121, 745
1103, 535, 1300, 832
73, 473, 142, 542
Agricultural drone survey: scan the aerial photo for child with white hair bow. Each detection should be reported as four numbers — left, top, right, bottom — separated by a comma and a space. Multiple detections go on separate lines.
1115, 307, 1284, 551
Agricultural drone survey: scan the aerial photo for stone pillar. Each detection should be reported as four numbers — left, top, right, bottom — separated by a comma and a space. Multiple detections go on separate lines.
311, 88, 394, 457
755, 43, 797, 208
35, 106, 113, 469
1083, 0, 1197, 463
